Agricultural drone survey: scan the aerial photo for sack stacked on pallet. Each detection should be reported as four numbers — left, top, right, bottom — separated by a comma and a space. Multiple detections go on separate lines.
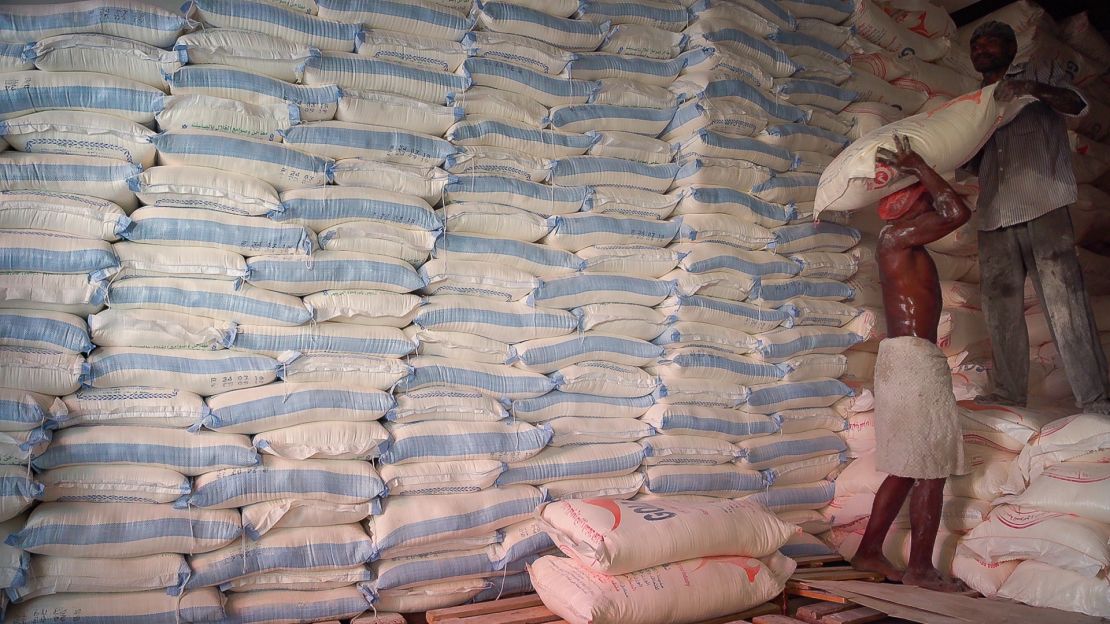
531, 497, 798, 624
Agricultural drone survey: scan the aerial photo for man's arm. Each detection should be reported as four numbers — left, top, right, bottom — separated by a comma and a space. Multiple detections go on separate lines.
995, 79, 1086, 116
877, 135, 972, 249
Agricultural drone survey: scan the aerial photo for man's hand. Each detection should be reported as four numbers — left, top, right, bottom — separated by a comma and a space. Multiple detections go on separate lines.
876, 134, 928, 178
993, 79, 1037, 102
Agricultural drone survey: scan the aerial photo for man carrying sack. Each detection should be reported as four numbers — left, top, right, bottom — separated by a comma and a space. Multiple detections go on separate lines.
850, 135, 971, 592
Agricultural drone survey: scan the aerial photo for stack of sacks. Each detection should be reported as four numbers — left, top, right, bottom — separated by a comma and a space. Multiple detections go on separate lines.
531, 497, 799, 624
954, 412, 1110, 617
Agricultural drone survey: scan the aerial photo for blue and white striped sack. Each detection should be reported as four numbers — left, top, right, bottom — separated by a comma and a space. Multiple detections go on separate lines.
155, 94, 298, 143
0, 190, 130, 241
276, 186, 439, 232
686, 28, 798, 78
367, 485, 545, 558
317, 0, 475, 41
576, 0, 688, 31
529, 273, 676, 309
281, 121, 456, 167
678, 49, 775, 92
640, 403, 779, 442
444, 175, 590, 216
652, 319, 757, 355
245, 251, 425, 296
389, 388, 509, 423
0, 388, 63, 433
678, 130, 798, 172
434, 233, 584, 277
550, 361, 662, 398
469, 573, 535, 603
693, 0, 797, 31
747, 479, 835, 512
0, 466, 41, 522
735, 428, 848, 470
761, 450, 846, 487
0, 110, 156, 168
650, 347, 786, 385
567, 50, 708, 86
512, 391, 655, 422
318, 221, 437, 265
676, 213, 777, 251
0, 309, 90, 354
413, 295, 576, 342
202, 382, 393, 434
778, 0, 852, 23
476, 2, 609, 52
26, 33, 182, 91
337, 89, 463, 137
33, 425, 258, 476
186, 524, 374, 589
0, 71, 164, 124
544, 417, 654, 445
83, 347, 293, 397
675, 243, 801, 279
658, 294, 794, 334
410, 329, 522, 365
773, 222, 861, 254
445, 146, 551, 183
460, 58, 597, 108
496, 443, 645, 486
0, 425, 52, 466
748, 277, 856, 306
700, 80, 809, 123
4, 553, 191, 600
329, 159, 451, 206
4, 589, 225, 624
0, 153, 140, 210
305, 289, 422, 328
0, 230, 117, 279
378, 459, 505, 496
491, 519, 554, 570
397, 356, 555, 400
664, 267, 756, 302
771, 77, 858, 113
303, 54, 469, 105
59, 386, 208, 430
150, 130, 332, 192
174, 29, 320, 83
591, 78, 679, 109
374, 546, 499, 591
742, 378, 853, 415
448, 118, 597, 159
540, 473, 645, 501
588, 186, 680, 220
232, 323, 416, 359
122, 207, 312, 257
37, 464, 192, 505
586, 130, 676, 164
107, 276, 311, 326
757, 123, 849, 155
788, 299, 861, 328
188, 0, 358, 52
239, 498, 379, 542
513, 333, 663, 374
447, 87, 550, 129
639, 464, 767, 497
670, 158, 773, 192
751, 326, 863, 362
221, 587, 369, 624
131, 165, 283, 217
419, 258, 538, 302
671, 185, 795, 227
0, 347, 85, 396
356, 29, 467, 73
768, 30, 850, 66
684, 4, 777, 38
568, 245, 668, 278
547, 158, 681, 193
270, 353, 411, 391
572, 302, 667, 340
0, 42, 32, 72
0, 0, 192, 48
183, 456, 384, 509
640, 434, 740, 465
167, 64, 340, 122
600, 23, 687, 59
792, 149, 836, 176
544, 213, 679, 251
461, 31, 577, 75
0, 272, 106, 315
780, 353, 848, 382
88, 306, 229, 353
659, 97, 770, 142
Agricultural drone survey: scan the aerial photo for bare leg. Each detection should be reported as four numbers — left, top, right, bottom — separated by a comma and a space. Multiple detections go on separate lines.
901, 478, 966, 592
850, 475, 913, 582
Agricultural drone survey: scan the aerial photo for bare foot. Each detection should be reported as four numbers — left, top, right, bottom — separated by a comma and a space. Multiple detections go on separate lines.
973, 393, 1025, 408
851, 553, 904, 582
902, 567, 968, 592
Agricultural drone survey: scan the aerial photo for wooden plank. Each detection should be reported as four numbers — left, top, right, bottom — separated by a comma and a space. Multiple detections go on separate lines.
790, 569, 885, 582
695, 603, 781, 624
819, 607, 886, 624
792, 554, 846, 568
752, 615, 808, 624
787, 589, 853, 604
437, 606, 563, 624
795, 602, 855, 624
426, 595, 546, 623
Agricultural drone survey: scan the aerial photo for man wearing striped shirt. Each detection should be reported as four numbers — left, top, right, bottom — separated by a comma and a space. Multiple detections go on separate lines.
968, 21, 1110, 414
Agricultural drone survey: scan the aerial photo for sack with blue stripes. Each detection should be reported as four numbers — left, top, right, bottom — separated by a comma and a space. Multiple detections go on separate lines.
282, 121, 456, 167
758, 123, 850, 155
276, 185, 439, 233
550, 361, 662, 398
547, 158, 681, 193
600, 23, 686, 59
573, 302, 666, 340
743, 378, 853, 414
567, 50, 706, 86
672, 158, 774, 192
221, 587, 370, 624
735, 428, 847, 470
640, 403, 779, 442
659, 295, 794, 334
156, 94, 298, 143
544, 212, 681, 251
793, 149, 836, 174
778, 0, 852, 23
788, 299, 861, 328
672, 185, 795, 227
37, 464, 191, 505
245, 251, 425, 296
751, 172, 822, 205
512, 391, 654, 422
448, 118, 597, 159
413, 295, 576, 342
231, 323, 415, 359
676, 213, 776, 251
83, 347, 294, 397
379, 459, 504, 496
773, 222, 862, 254
409, 328, 508, 365
0, 271, 106, 315
588, 186, 680, 219
748, 479, 836, 512
773, 77, 859, 115
5, 588, 226, 623
676, 242, 801, 279
419, 258, 538, 301
398, 356, 555, 400
640, 434, 741, 465
749, 278, 856, 306
88, 308, 235, 350
540, 473, 645, 501
338, 89, 463, 137
545, 417, 654, 446
123, 207, 312, 256
529, 274, 675, 309
306, 290, 424, 328
660, 97, 770, 143
0, 387, 64, 433
168, 64, 340, 122
189, 0, 358, 52
587, 131, 676, 165
447, 86, 549, 129
184, 456, 384, 510
0, 0, 192, 48
443, 175, 591, 217
650, 347, 786, 386
660, 266, 752, 300
0, 110, 156, 168
0, 190, 130, 240
202, 382, 392, 434
679, 53, 775, 93
762, 451, 846, 488
27, 33, 180, 92
0, 230, 117, 282
477, 2, 609, 52
462, 31, 577, 75
751, 326, 863, 363
239, 498, 380, 542
770, 31, 851, 66
592, 78, 679, 110
0, 152, 140, 210
0, 465, 40, 522
58, 386, 208, 429
373, 545, 500, 591
329, 159, 452, 206
279, 353, 410, 391
186, 524, 374, 589
678, 130, 798, 172
687, 28, 798, 79
174, 29, 320, 83
9, 550, 192, 603
131, 165, 283, 217
578, 240, 682, 276
107, 276, 311, 325
640, 464, 767, 497
317, 0, 476, 41
653, 318, 758, 354
496, 442, 645, 486
577, 0, 688, 31
150, 130, 332, 192
357, 29, 467, 73
303, 53, 469, 105
0, 70, 163, 124
318, 221, 437, 265
446, 146, 551, 184
780, 353, 849, 381
513, 333, 663, 374
0, 347, 85, 396
367, 485, 545, 558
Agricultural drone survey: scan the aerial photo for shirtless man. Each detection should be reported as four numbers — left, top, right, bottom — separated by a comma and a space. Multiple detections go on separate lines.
849, 134, 971, 592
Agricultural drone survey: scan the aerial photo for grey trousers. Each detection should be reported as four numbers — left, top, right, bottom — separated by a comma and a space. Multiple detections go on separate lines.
978, 206, 1109, 407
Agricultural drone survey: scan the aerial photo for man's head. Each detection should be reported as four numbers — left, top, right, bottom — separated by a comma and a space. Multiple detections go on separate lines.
969, 21, 1017, 76
879, 183, 931, 222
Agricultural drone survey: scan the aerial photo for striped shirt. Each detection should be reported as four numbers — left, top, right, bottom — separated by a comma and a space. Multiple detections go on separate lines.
972, 60, 1089, 231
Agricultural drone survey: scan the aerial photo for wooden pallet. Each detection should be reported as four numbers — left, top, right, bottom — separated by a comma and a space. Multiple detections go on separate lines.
424, 594, 781, 624
786, 566, 886, 604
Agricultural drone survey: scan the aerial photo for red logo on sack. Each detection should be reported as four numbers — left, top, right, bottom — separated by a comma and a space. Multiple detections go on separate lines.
582, 499, 623, 530
693, 556, 762, 582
